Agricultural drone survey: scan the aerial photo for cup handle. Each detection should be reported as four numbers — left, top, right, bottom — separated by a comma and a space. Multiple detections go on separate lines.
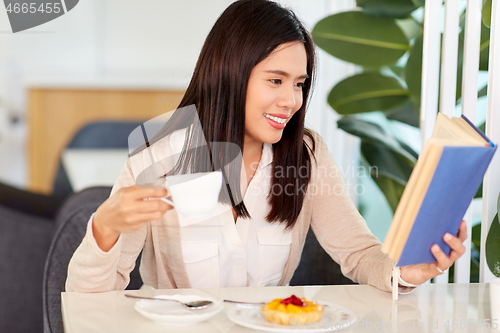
159, 197, 175, 206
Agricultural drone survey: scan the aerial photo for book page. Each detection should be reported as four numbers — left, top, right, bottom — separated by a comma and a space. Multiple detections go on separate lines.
431, 113, 485, 145
382, 143, 432, 255
433, 126, 463, 141
392, 143, 443, 260
453, 117, 487, 143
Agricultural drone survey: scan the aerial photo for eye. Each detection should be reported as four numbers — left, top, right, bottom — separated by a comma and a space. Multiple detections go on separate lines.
270, 79, 282, 85
295, 82, 306, 89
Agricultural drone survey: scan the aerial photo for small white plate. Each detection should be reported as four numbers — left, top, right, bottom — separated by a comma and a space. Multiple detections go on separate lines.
134, 294, 223, 326
227, 302, 357, 332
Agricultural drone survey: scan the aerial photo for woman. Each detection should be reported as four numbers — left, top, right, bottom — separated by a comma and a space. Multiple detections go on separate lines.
66, 0, 466, 293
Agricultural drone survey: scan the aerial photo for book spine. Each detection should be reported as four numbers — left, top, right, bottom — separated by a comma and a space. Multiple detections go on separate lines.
460, 114, 495, 146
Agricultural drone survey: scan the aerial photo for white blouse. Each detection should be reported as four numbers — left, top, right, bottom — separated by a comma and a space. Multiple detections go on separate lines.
171, 132, 292, 288
85, 129, 291, 289
69, 128, 416, 295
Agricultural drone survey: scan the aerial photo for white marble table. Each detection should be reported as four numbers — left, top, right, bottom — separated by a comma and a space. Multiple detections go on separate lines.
61, 283, 498, 332
62, 149, 129, 192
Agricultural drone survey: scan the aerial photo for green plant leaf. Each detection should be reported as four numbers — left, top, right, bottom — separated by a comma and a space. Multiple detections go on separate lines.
384, 99, 420, 127
343, 121, 417, 211
478, 85, 487, 98
482, 0, 492, 28
404, 34, 423, 107
479, 22, 490, 71
396, 17, 423, 40
460, 8, 466, 29
361, 141, 415, 185
328, 73, 410, 114
357, 0, 416, 18
475, 181, 483, 199
472, 223, 481, 250
389, 65, 405, 77
370, 173, 406, 211
412, 0, 425, 7
312, 11, 409, 67
396, 139, 419, 159
337, 117, 417, 162
471, 222, 481, 283
456, 30, 465, 102
363, 66, 384, 73
457, 23, 490, 101
486, 213, 500, 277
497, 192, 500, 217
470, 256, 480, 283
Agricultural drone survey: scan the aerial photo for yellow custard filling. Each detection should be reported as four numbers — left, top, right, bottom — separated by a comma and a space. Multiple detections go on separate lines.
261, 296, 324, 325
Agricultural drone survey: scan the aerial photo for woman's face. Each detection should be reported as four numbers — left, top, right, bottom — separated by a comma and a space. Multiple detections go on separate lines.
244, 41, 308, 146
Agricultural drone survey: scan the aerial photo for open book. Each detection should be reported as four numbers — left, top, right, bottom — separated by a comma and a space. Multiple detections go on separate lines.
382, 113, 497, 266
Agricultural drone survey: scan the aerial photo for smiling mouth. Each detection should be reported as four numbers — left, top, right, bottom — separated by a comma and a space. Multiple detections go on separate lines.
263, 113, 287, 124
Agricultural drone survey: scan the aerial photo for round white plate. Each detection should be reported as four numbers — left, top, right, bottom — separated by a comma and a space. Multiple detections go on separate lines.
134, 294, 223, 326
227, 302, 357, 332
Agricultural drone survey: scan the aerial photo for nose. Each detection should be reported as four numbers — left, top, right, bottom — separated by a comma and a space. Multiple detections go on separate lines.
277, 85, 297, 110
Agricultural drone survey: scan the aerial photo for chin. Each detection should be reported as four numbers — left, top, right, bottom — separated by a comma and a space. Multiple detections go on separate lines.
263, 131, 284, 144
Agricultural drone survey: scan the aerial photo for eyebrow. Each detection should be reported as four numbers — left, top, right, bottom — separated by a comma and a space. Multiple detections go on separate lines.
264, 70, 309, 80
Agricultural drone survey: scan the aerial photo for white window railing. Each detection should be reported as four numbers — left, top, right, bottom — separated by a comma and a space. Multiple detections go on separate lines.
482, 0, 500, 284
288, 0, 499, 283
421, 0, 500, 283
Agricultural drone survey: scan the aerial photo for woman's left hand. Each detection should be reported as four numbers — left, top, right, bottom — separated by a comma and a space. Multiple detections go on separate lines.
400, 220, 468, 286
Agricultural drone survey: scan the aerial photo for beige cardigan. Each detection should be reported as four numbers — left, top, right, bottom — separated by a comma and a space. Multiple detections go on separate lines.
66, 131, 411, 293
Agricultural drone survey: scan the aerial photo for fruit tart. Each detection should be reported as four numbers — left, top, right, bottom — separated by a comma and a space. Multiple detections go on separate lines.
261, 295, 324, 325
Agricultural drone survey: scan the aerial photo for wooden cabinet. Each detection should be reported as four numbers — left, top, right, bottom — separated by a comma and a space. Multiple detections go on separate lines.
28, 88, 185, 194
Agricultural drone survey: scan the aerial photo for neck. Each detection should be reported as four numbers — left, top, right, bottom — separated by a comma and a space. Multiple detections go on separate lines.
243, 137, 263, 163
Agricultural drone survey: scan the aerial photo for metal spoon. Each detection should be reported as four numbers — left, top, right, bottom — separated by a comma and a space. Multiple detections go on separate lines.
223, 300, 265, 305
125, 294, 213, 310
223, 299, 329, 307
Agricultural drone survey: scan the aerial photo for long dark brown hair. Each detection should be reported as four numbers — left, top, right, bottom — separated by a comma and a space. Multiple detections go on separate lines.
136, 0, 317, 229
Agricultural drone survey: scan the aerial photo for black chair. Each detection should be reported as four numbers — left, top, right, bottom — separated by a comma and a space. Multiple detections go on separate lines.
0, 205, 54, 333
0, 121, 143, 219
52, 121, 143, 203
290, 228, 356, 286
0, 121, 143, 333
0, 181, 61, 219
42, 187, 143, 333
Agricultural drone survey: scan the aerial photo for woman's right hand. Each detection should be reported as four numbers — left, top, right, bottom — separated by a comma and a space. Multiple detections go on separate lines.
92, 185, 172, 252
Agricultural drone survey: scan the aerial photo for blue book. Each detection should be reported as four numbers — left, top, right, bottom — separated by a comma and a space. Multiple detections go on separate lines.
382, 113, 497, 266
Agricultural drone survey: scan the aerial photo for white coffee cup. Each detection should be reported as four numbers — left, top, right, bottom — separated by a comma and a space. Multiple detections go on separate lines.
159, 171, 223, 219
491, 278, 500, 328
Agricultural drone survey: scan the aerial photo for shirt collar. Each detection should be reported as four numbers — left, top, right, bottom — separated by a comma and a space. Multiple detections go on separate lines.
259, 143, 273, 169
169, 129, 274, 170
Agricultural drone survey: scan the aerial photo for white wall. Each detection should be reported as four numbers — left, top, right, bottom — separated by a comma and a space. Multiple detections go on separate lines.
101, 0, 234, 79
0, 0, 234, 187
0, 0, 357, 190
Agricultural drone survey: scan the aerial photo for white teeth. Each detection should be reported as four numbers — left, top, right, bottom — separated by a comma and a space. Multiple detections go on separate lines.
264, 113, 286, 124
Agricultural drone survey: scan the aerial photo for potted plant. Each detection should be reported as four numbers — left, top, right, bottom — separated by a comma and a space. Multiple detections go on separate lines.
486, 193, 500, 278
312, 0, 490, 210
311, 0, 495, 281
